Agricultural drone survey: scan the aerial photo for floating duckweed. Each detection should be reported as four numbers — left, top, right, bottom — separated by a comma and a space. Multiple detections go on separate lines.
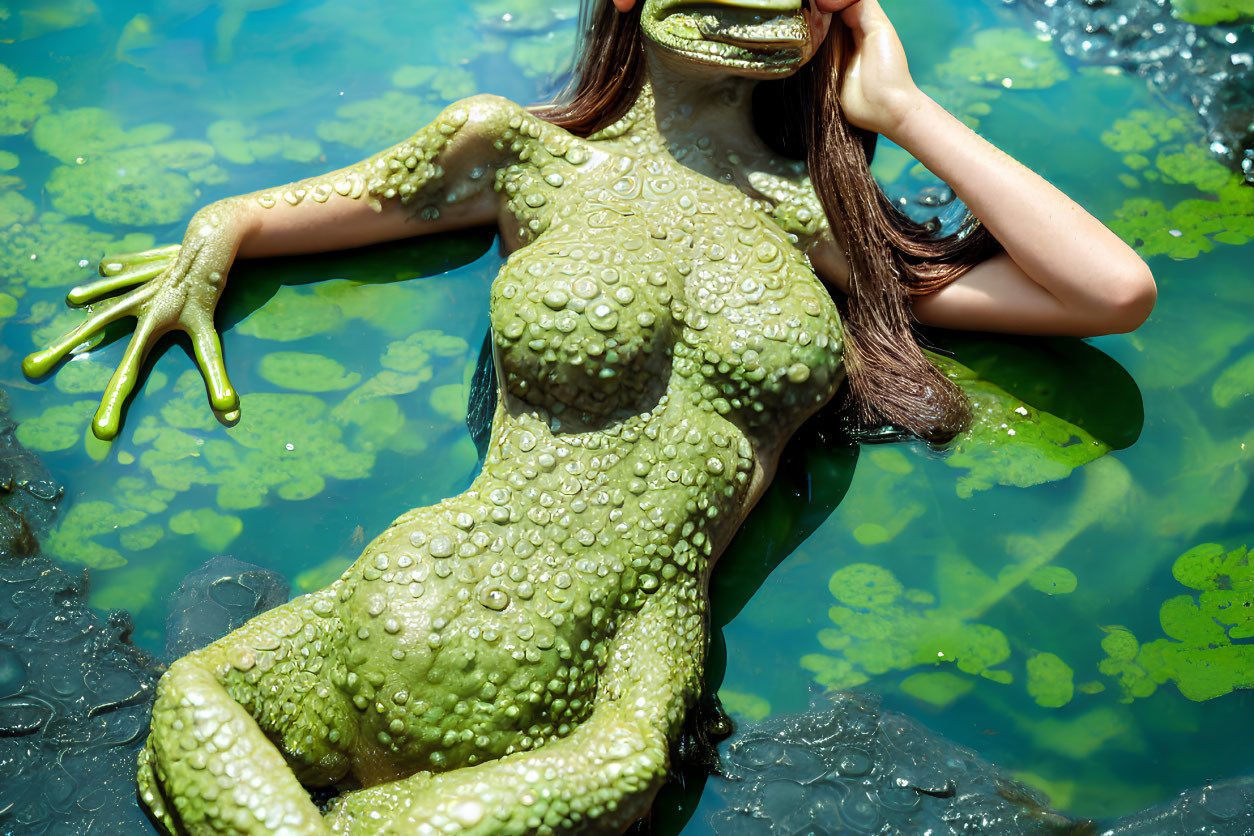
169, 508, 244, 552
207, 119, 322, 165
0, 64, 57, 135
900, 671, 975, 708
430, 383, 468, 421
1026, 652, 1075, 708
46, 155, 198, 227
0, 189, 35, 227
1212, 352, 1254, 408
0, 221, 155, 288
0, 292, 17, 319
44, 500, 147, 569
52, 358, 114, 394
1099, 543, 1254, 702
932, 353, 1110, 498
1111, 178, 1254, 258
119, 524, 164, 551
1027, 566, 1079, 596
16, 399, 97, 451
0, 151, 18, 171
805, 561, 1014, 690
390, 65, 477, 99
31, 107, 172, 163
116, 475, 176, 515
258, 351, 362, 392
718, 690, 771, 723
317, 91, 436, 150
933, 28, 1069, 92
134, 392, 375, 510
508, 30, 578, 81
236, 285, 345, 341
382, 329, 471, 372
1100, 108, 1192, 155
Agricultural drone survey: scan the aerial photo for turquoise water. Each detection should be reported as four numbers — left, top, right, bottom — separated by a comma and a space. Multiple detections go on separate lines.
1, 0, 1251, 831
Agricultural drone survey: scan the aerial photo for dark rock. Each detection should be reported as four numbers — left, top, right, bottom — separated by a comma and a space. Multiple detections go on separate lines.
711, 692, 1254, 835
164, 555, 290, 661
996, 0, 1254, 182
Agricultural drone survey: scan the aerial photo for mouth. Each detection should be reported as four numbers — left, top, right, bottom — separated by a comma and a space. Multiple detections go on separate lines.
646, 1, 812, 72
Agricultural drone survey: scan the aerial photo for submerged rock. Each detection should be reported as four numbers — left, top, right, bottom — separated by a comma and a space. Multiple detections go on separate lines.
997, 0, 1254, 182
164, 555, 290, 660
711, 692, 1254, 835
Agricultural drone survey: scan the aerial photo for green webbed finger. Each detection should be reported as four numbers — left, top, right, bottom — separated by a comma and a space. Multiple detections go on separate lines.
21, 286, 155, 378
189, 322, 239, 413
67, 262, 168, 307
99, 244, 181, 276
92, 316, 159, 440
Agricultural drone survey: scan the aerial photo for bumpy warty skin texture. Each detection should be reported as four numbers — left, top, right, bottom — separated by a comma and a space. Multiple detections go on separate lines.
137, 87, 845, 835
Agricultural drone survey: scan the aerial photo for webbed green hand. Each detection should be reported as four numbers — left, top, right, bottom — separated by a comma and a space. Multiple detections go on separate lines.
22, 204, 244, 440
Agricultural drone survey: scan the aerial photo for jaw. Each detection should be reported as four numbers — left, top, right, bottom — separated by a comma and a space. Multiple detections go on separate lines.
640, 0, 816, 77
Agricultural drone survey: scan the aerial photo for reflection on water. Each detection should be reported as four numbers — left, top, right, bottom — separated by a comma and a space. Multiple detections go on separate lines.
0, 0, 1251, 832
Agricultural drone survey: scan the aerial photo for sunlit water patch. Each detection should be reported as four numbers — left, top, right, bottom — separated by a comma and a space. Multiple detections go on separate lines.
0, 0, 1250, 832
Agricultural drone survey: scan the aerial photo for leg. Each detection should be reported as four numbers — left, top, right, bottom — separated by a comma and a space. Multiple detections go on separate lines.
139, 587, 353, 835
325, 583, 707, 835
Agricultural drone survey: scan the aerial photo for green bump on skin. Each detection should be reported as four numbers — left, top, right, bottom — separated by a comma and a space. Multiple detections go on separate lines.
258, 351, 362, 392
1026, 652, 1074, 708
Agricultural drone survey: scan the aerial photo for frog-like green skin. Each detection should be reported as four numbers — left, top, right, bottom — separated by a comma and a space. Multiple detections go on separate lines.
121, 5, 844, 834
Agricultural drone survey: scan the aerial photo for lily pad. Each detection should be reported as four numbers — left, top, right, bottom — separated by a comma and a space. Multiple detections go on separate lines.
169, 508, 244, 552
43, 500, 147, 569
932, 353, 1111, 498
1100, 543, 1254, 702
1026, 652, 1075, 708
1027, 566, 1078, 596
0, 64, 57, 135
258, 351, 362, 392
16, 400, 97, 451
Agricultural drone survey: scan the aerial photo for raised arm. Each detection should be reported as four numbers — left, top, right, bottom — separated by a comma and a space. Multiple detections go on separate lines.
23, 94, 523, 439
811, 0, 1156, 337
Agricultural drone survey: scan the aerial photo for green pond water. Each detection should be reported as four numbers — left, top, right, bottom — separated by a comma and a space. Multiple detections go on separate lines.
1, 0, 1252, 831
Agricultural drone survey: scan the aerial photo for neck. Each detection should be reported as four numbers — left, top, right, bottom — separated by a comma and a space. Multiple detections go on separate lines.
608, 46, 773, 174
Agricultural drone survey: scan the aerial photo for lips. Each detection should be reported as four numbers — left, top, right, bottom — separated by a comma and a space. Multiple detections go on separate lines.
647, 1, 812, 69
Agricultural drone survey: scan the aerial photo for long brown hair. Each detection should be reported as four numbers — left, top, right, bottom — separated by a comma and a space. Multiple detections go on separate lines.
531, 2, 1001, 442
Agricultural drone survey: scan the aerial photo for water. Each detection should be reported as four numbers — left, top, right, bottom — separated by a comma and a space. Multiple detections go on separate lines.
0, 0, 1251, 832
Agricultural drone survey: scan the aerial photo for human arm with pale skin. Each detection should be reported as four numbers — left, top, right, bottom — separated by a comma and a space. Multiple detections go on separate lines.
807, 0, 1156, 337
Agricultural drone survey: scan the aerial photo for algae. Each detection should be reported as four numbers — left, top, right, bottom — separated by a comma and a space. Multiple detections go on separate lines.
169, 508, 244, 552
16, 399, 97, 452
43, 500, 147, 569
0, 64, 57, 135
258, 351, 361, 392
1026, 652, 1074, 708
316, 91, 437, 150
0, 220, 155, 289
718, 690, 771, 723
1211, 351, 1254, 408
207, 119, 321, 165
1171, 0, 1254, 24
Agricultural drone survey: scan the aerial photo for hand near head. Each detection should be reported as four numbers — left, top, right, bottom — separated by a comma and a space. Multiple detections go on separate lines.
826, 0, 924, 139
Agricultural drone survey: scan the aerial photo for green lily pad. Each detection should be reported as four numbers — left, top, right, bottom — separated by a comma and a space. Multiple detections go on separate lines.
1026, 652, 1075, 708
0, 64, 57, 135
718, 690, 771, 723
235, 285, 345, 341
169, 508, 244, 552
932, 353, 1110, 498
258, 351, 362, 392
0, 221, 154, 288
52, 358, 114, 394
16, 399, 97, 451
900, 671, 975, 708
933, 28, 1069, 90
44, 500, 147, 569
1212, 352, 1254, 408
207, 119, 322, 165
1100, 543, 1254, 702
1027, 566, 1078, 596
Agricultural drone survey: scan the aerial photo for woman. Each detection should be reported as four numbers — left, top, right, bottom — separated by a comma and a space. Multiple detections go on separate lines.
24, 0, 1155, 833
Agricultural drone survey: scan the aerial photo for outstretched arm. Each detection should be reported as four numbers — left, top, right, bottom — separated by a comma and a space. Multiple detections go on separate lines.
24, 94, 522, 438
811, 0, 1156, 337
